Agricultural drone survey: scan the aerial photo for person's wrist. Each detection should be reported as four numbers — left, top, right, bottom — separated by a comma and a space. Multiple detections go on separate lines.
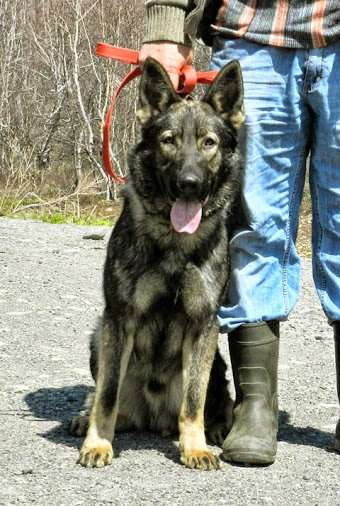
139, 42, 193, 90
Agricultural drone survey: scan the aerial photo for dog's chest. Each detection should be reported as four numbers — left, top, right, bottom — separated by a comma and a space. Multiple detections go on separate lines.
131, 252, 222, 363
132, 251, 220, 321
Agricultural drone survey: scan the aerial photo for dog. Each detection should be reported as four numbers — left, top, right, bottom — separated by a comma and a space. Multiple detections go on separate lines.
70, 57, 244, 470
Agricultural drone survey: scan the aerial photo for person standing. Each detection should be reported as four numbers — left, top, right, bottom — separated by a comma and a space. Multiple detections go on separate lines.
140, 0, 340, 464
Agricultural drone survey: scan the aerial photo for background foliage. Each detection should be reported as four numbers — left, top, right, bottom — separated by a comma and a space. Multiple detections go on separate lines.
0, 0, 148, 200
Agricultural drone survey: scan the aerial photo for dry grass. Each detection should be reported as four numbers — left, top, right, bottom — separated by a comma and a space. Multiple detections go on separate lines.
0, 175, 122, 227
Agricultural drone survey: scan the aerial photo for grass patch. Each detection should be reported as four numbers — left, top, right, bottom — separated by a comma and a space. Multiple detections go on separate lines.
0, 187, 122, 228
27, 211, 113, 227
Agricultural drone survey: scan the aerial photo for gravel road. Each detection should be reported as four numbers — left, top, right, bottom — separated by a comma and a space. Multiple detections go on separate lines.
0, 217, 339, 506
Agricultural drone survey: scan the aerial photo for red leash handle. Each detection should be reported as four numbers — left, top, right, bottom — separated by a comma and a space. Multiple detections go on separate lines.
96, 44, 140, 183
96, 42, 218, 183
102, 67, 141, 183
96, 43, 139, 65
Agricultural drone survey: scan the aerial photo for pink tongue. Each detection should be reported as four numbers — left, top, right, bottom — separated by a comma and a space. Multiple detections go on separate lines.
170, 200, 202, 234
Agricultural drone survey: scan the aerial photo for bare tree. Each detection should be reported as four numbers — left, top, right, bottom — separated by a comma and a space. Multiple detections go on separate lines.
0, 0, 145, 198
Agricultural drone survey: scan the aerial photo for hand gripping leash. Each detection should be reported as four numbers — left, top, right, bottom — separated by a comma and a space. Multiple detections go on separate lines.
95, 43, 218, 183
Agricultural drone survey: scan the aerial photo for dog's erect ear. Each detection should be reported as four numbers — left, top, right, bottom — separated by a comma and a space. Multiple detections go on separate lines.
204, 60, 244, 129
137, 57, 181, 125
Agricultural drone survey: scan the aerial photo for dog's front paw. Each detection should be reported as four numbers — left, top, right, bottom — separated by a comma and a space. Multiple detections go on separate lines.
180, 450, 220, 471
78, 438, 114, 468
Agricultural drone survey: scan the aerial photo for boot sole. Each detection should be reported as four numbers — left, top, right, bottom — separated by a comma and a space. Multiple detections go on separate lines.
222, 450, 276, 465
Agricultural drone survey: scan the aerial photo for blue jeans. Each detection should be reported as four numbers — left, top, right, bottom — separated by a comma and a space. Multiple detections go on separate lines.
211, 37, 340, 332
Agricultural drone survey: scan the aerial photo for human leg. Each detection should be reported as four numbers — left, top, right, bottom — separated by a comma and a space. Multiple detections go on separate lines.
211, 38, 310, 331
306, 42, 340, 450
211, 38, 311, 463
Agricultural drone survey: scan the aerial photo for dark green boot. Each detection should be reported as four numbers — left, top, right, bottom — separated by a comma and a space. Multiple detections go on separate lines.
334, 322, 340, 452
222, 321, 279, 465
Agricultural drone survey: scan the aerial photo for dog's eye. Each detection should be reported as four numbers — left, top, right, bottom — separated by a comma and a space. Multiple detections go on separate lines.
203, 135, 218, 148
160, 133, 175, 145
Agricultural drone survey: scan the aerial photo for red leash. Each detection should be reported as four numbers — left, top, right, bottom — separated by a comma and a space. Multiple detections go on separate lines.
95, 43, 218, 183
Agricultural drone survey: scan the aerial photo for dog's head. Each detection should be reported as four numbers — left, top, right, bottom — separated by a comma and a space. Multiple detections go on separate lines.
130, 57, 244, 235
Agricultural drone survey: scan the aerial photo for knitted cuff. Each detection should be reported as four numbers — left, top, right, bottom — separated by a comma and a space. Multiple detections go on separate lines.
143, 5, 191, 46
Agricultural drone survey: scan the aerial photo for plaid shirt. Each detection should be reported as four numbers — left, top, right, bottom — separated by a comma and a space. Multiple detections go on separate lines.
213, 0, 340, 48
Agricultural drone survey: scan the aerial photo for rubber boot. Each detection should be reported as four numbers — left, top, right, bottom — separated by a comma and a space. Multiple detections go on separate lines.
333, 322, 340, 452
222, 321, 279, 465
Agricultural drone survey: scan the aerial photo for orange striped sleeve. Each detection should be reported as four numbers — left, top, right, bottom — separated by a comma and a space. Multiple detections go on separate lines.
311, 0, 326, 47
234, 0, 257, 37
269, 0, 289, 47
214, 0, 256, 35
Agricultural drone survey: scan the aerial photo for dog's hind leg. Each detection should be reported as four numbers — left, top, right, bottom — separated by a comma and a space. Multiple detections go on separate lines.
179, 321, 220, 471
78, 313, 134, 468
205, 350, 233, 447
69, 392, 94, 437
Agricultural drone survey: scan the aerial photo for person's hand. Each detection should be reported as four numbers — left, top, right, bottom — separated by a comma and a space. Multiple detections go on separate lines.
139, 42, 193, 90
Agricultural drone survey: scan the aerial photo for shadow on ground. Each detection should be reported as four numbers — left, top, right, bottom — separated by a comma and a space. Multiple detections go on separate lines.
24, 384, 179, 463
24, 385, 336, 461
24, 384, 90, 449
278, 411, 335, 452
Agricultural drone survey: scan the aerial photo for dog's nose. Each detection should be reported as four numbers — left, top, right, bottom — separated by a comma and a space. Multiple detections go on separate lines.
177, 173, 202, 198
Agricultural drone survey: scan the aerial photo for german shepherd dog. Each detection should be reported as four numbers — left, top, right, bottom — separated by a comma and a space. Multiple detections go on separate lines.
70, 57, 244, 470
